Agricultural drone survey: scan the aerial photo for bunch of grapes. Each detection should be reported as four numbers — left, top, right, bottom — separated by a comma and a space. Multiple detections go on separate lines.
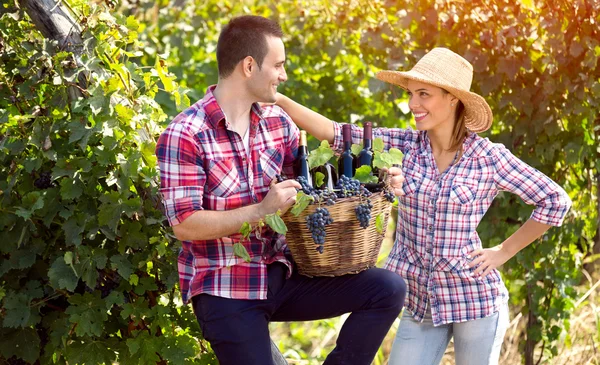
296, 176, 314, 195
34, 171, 53, 190
355, 199, 373, 229
335, 175, 362, 198
383, 188, 396, 203
311, 189, 337, 206
306, 207, 334, 252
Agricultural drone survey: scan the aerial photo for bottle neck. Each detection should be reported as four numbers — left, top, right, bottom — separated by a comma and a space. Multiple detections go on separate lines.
362, 138, 372, 150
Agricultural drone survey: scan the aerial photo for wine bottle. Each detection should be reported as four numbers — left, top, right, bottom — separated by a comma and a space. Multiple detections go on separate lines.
338, 124, 355, 179
356, 122, 374, 172
295, 130, 312, 187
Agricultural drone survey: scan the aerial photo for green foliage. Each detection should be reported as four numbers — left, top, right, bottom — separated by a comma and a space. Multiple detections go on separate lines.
0, 3, 204, 364
0, 0, 597, 364
307, 140, 335, 169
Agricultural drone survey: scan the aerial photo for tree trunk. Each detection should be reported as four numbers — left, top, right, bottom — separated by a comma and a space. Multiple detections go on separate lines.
19, 0, 85, 100
524, 284, 537, 365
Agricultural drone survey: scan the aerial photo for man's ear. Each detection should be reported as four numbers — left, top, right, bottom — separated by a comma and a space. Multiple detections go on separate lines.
242, 56, 254, 77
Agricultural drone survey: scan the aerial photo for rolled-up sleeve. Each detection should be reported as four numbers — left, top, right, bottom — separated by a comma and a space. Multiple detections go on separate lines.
155, 123, 205, 226
492, 145, 571, 226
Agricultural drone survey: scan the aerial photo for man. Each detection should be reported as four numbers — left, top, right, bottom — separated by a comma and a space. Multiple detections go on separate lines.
155, 15, 406, 365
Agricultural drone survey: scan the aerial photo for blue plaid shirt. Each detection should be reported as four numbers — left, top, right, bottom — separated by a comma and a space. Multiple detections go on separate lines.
332, 122, 572, 325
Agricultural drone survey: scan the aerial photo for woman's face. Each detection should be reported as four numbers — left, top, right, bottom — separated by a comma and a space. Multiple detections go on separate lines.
406, 80, 457, 132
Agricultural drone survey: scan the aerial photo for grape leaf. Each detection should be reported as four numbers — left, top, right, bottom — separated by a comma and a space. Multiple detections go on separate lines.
0, 328, 40, 363
388, 148, 404, 164
111, 254, 134, 280
373, 137, 384, 152
265, 211, 287, 235
63, 213, 86, 246
239, 222, 252, 240
233, 243, 251, 263
160, 335, 198, 365
2, 292, 31, 328
315, 171, 325, 187
14, 192, 44, 221
65, 340, 116, 365
351, 143, 362, 156
290, 191, 313, 216
48, 257, 79, 291
60, 177, 83, 200
308, 140, 334, 169
65, 293, 108, 337
354, 165, 378, 183
126, 331, 161, 364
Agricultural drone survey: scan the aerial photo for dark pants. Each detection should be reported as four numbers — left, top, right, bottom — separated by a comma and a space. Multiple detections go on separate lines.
192, 264, 406, 365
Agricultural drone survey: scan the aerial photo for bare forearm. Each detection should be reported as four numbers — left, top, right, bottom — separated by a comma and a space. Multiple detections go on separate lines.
500, 219, 553, 257
172, 204, 264, 241
276, 94, 335, 143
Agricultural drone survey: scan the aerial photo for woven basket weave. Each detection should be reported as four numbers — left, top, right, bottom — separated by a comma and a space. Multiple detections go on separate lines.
282, 192, 392, 277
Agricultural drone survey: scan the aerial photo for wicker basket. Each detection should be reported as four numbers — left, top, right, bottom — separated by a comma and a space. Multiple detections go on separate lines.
282, 192, 392, 277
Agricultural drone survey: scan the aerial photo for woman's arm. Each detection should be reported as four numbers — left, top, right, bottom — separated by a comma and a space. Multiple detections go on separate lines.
467, 144, 572, 278
466, 219, 552, 278
275, 93, 335, 143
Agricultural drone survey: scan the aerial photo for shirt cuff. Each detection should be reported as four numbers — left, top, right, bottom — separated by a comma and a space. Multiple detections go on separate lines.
331, 121, 344, 153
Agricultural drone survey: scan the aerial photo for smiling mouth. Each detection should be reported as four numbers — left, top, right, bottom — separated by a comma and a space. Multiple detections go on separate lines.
413, 112, 428, 121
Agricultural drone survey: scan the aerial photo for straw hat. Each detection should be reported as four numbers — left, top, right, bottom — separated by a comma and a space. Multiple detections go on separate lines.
376, 47, 492, 133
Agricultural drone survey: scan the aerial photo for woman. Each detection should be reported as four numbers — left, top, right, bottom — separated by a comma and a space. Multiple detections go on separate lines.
274, 48, 572, 365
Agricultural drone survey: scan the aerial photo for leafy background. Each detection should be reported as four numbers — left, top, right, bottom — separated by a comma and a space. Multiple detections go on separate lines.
0, 0, 598, 364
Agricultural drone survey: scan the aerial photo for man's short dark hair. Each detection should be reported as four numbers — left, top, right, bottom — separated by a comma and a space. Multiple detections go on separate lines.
216, 15, 284, 78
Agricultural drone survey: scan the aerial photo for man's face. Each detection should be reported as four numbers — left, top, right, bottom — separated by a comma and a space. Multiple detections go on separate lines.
248, 35, 287, 103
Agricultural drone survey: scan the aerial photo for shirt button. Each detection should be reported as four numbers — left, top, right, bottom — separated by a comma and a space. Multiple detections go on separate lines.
427, 225, 434, 231
426, 247, 432, 253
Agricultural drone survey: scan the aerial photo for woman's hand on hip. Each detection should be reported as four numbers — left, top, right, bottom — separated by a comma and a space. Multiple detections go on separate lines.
466, 245, 512, 279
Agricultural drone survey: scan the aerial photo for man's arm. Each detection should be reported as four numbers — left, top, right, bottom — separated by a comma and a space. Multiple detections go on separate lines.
275, 93, 335, 143
172, 179, 301, 241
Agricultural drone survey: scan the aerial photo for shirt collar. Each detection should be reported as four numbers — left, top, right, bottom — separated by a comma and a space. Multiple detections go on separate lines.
204, 85, 265, 129
419, 131, 477, 156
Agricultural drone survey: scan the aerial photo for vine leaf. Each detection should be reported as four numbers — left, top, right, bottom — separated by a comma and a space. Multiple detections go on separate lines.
290, 191, 314, 216
233, 243, 251, 263
308, 140, 334, 169
265, 210, 287, 235
354, 165, 378, 183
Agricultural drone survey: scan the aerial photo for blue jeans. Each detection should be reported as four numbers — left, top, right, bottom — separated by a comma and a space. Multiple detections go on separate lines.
192, 263, 406, 365
388, 304, 509, 365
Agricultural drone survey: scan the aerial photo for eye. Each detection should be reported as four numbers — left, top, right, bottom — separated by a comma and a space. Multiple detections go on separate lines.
420, 92, 429, 97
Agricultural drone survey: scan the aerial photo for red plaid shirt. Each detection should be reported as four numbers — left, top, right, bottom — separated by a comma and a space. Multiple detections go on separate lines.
332, 122, 572, 325
156, 86, 298, 303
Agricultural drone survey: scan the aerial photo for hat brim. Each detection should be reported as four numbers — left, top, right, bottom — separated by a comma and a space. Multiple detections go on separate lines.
376, 70, 492, 133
